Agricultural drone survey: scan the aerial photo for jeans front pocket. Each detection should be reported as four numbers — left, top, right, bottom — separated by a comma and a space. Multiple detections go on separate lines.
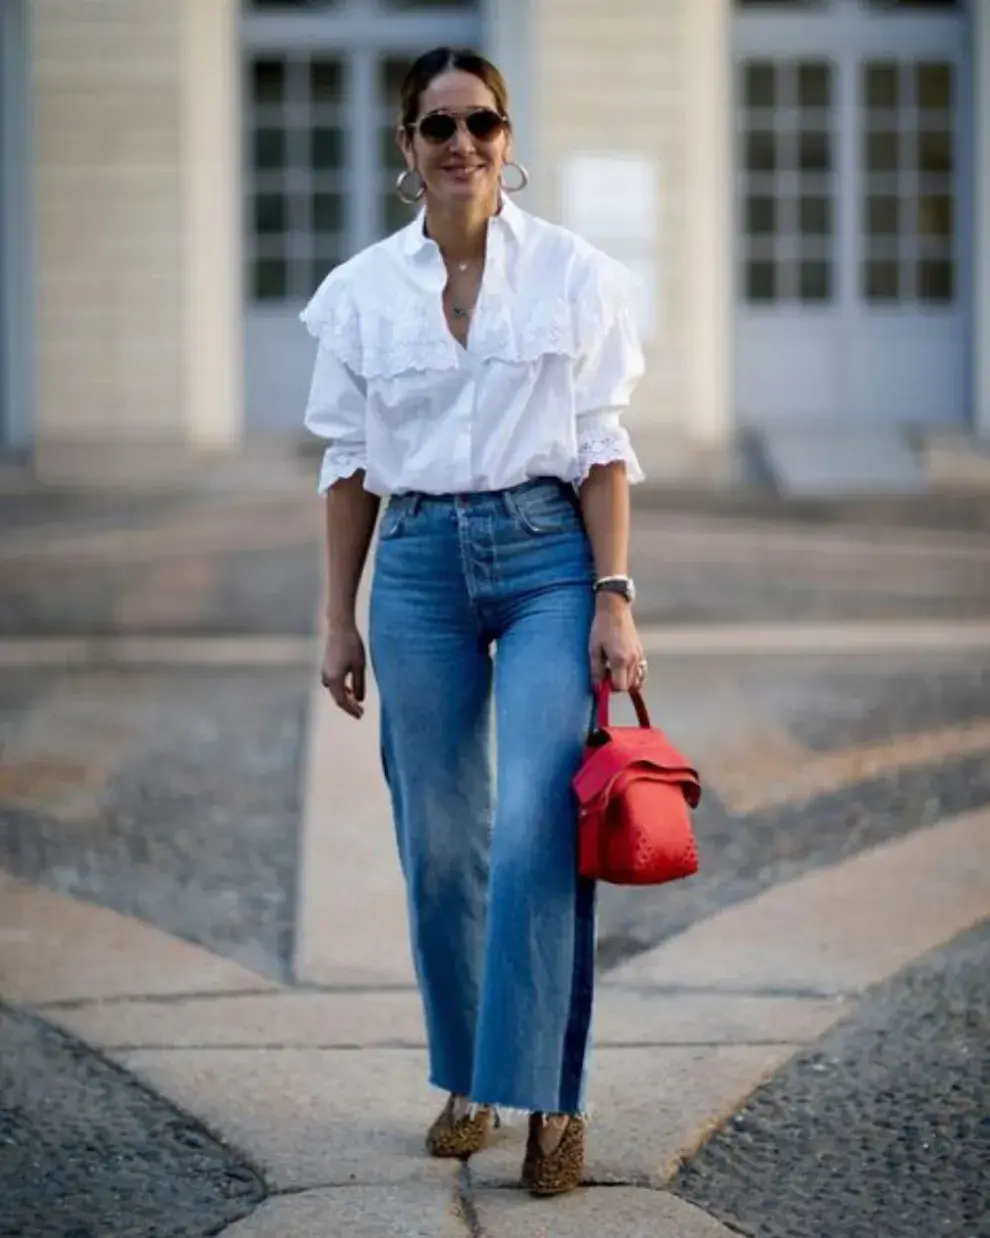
504, 483, 583, 536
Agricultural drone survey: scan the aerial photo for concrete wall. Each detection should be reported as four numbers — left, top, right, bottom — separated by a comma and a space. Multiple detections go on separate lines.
31, 0, 240, 481
528, 0, 733, 476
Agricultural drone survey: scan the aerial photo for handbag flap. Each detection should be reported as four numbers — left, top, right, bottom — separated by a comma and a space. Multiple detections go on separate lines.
573, 727, 701, 808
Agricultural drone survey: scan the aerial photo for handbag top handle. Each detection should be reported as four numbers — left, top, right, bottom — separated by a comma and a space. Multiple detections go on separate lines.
594, 676, 652, 732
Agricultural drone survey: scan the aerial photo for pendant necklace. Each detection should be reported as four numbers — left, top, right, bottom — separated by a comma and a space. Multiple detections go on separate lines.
450, 257, 476, 319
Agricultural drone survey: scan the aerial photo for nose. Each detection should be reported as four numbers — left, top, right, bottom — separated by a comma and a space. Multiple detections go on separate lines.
450, 123, 474, 155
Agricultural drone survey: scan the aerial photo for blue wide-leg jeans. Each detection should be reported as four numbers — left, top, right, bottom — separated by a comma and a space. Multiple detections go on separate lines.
369, 478, 597, 1115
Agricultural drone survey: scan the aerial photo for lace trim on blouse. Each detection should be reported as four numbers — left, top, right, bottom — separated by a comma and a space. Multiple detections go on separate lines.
576, 424, 644, 485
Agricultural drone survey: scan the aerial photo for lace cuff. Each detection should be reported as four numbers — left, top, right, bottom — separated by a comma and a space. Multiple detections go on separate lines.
576, 424, 645, 485
317, 444, 368, 494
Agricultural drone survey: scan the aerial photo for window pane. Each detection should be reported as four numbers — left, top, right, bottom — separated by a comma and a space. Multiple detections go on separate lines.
746, 195, 776, 235
918, 130, 953, 174
865, 63, 899, 109
253, 128, 286, 170
866, 131, 899, 173
311, 127, 344, 170
745, 62, 776, 109
918, 194, 953, 239
799, 195, 830, 235
312, 192, 344, 234
746, 131, 776, 172
381, 0, 478, 8
310, 59, 344, 104
797, 62, 830, 109
798, 130, 830, 172
918, 259, 953, 301
251, 59, 285, 106
865, 260, 900, 302
917, 62, 953, 110
866, 195, 900, 236
746, 260, 777, 302
862, 1, 958, 9
254, 258, 288, 301
254, 193, 286, 234
799, 260, 830, 302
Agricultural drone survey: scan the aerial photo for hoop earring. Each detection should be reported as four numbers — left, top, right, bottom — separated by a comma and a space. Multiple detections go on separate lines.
395, 168, 425, 206
500, 161, 529, 194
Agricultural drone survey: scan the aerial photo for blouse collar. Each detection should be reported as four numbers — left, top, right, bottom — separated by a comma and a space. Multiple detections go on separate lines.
401, 194, 526, 263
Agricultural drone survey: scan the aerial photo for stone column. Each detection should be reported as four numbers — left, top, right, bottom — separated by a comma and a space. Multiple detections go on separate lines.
682, 0, 733, 451
180, 0, 242, 451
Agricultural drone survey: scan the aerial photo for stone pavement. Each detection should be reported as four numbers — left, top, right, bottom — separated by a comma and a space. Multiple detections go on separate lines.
2, 471, 990, 1236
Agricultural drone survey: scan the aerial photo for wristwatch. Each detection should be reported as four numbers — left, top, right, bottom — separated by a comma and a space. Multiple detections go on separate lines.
594, 575, 636, 604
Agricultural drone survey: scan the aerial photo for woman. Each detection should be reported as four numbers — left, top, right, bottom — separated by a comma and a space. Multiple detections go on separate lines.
302, 46, 647, 1197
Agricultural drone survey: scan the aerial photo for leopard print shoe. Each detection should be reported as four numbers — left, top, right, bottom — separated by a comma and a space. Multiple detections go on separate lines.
521, 1113, 586, 1196
426, 1096, 497, 1159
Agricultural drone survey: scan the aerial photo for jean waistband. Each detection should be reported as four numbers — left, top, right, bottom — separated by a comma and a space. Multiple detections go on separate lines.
387, 477, 575, 516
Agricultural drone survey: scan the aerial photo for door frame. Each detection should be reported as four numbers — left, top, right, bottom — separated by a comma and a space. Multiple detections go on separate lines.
730, 0, 975, 431
240, 1, 485, 433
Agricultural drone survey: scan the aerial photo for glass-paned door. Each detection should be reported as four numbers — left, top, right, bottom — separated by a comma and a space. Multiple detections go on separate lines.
733, 0, 970, 430
242, 0, 481, 433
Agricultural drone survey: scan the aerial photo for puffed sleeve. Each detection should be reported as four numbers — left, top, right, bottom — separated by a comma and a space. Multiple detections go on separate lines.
573, 258, 646, 485
300, 274, 368, 495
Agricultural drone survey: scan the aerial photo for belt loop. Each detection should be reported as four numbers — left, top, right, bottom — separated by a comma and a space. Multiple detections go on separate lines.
410, 493, 422, 517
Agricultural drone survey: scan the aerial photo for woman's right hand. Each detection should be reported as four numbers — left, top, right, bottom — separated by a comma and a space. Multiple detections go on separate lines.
320, 624, 368, 719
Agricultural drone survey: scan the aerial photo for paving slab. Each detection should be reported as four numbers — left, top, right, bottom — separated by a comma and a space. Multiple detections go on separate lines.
471, 1186, 738, 1238
608, 806, 990, 995
49, 986, 842, 1054
469, 1044, 798, 1188
0, 875, 275, 1004
294, 584, 417, 988
593, 987, 847, 1046
116, 1046, 460, 1191
220, 1184, 465, 1238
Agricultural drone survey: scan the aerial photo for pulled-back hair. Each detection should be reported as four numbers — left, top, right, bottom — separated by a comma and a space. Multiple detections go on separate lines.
399, 47, 510, 129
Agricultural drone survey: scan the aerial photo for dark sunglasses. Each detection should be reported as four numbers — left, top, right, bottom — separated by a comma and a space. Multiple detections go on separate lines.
413, 108, 508, 145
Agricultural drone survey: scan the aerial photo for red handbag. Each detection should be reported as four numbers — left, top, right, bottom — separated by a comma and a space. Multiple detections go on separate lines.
572, 677, 702, 885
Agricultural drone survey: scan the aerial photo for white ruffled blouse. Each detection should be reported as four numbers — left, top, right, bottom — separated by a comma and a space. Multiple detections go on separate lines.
300, 195, 645, 497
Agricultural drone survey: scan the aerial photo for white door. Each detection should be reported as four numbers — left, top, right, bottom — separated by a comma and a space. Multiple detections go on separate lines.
733, 0, 971, 430
242, 0, 482, 434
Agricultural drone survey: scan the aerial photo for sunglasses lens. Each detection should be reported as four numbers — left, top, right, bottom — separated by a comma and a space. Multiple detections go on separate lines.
466, 110, 505, 140
418, 114, 457, 143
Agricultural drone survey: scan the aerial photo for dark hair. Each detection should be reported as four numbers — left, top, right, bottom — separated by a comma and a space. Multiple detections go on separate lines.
399, 47, 510, 129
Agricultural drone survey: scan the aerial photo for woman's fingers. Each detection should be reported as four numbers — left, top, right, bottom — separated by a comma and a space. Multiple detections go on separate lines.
589, 641, 609, 686
321, 664, 365, 719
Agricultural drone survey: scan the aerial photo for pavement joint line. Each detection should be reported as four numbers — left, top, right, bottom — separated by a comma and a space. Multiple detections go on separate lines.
89, 1038, 808, 1054
457, 1164, 485, 1238
639, 619, 990, 656
599, 981, 855, 1000
33, 981, 422, 1011
6, 619, 990, 669
32, 986, 285, 1012
0, 635, 317, 668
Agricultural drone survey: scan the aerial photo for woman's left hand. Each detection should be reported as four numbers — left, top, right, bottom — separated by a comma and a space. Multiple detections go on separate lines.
589, 598, 645, 692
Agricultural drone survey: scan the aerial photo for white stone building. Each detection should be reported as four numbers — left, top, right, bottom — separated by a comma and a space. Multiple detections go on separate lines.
2, 0, 989, 491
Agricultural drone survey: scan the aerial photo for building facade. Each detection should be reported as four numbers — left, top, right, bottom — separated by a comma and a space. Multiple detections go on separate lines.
3, 0, 990, 488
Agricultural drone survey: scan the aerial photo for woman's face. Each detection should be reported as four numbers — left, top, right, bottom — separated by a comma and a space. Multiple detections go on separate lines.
401, 69, 510, 210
